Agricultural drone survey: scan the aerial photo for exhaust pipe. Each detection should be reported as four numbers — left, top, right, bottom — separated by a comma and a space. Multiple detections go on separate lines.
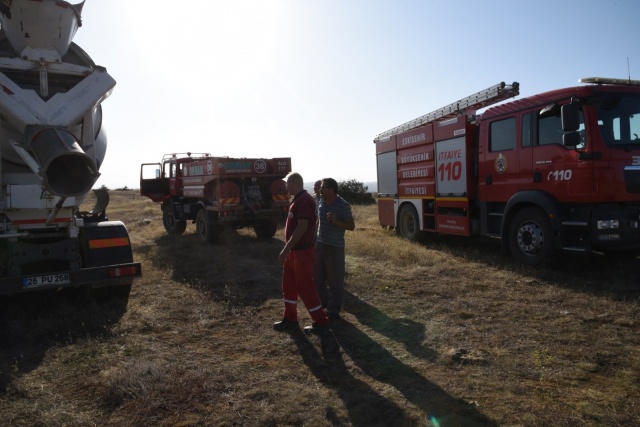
30, 128, 100, 197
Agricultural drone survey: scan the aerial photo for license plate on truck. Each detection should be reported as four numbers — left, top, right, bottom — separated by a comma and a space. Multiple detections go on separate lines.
23, 273, 71, 288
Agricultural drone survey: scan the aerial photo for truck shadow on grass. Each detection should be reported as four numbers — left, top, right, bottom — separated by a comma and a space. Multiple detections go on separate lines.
153, 231, 285, 305
414, 233, 640, 301
0, 291, 128, 394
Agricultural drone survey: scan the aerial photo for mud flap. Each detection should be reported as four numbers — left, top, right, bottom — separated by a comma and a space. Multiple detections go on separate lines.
78, 221, 134, 298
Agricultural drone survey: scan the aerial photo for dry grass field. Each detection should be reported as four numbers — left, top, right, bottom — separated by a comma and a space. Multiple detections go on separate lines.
0, 190, 639, 426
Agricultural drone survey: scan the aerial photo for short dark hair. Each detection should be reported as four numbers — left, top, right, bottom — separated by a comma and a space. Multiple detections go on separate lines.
322, 178, 338, 193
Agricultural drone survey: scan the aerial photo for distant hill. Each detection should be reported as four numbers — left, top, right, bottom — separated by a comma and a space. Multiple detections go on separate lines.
304, 181, 377, 193
362, 182, 377, 193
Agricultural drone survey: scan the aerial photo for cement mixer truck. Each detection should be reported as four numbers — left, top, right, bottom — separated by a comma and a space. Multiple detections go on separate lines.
0, 1, 140, 298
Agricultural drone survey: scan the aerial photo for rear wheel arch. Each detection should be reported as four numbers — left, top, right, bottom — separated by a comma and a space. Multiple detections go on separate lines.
254, 217, 278, 239
396, 202, 426, 242
162, 201, 187, 235
195, 206, 221, 244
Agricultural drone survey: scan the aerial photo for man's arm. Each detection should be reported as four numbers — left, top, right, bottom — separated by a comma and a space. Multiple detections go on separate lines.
327, 204, 355, 231
278, 218, 309, 264
328, 215, 355, 231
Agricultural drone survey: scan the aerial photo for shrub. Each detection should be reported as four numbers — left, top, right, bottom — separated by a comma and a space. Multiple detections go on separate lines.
338, 179, 375, 205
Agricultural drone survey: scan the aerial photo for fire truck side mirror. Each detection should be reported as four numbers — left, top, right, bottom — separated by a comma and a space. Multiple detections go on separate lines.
562, 132, 581, 148
561, 103, 580, 132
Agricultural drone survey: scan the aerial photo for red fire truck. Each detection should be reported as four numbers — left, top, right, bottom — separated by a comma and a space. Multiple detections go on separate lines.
140, 153, 291, 243
374, 77, 640, 265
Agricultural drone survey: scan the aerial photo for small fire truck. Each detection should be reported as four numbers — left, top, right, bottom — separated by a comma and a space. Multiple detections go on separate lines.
374, 77, 640, 265
140, 153, 291, 243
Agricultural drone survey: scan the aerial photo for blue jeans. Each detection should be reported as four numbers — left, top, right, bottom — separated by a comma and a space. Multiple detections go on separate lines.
313, 242, 345, 314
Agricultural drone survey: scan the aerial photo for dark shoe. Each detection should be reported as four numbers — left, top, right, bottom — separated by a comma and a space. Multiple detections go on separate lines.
273, 319, 299, 332
303, 322, 331, 336
327, 313, 341, 323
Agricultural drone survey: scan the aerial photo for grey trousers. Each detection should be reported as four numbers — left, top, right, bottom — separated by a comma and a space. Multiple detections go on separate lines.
313, 242, 346, 314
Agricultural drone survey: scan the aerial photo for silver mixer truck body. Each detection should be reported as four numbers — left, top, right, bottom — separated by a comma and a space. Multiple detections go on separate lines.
0, 0, 140, 298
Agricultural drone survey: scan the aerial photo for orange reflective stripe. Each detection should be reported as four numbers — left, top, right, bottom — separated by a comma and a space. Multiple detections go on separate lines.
220, 197, 239, 205
89, 237, 130, 249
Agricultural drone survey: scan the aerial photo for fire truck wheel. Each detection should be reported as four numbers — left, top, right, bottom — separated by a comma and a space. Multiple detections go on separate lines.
196, 208, 220, 244
508, 207, 554, 265
397, 204, 425, 242
163, 204, 187, 235
254, 218, 278, 239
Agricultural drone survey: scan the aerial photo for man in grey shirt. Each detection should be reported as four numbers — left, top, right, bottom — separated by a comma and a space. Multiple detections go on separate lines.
314, 178, 355, 322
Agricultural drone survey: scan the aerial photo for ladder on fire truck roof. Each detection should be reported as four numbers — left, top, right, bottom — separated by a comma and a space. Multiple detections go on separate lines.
374, 81, 520, 142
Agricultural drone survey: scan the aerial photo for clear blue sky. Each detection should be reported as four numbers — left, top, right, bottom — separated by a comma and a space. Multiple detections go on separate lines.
71, 0, 639, 189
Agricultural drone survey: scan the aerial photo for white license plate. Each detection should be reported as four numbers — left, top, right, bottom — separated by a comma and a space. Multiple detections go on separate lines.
23, 273, 71, 288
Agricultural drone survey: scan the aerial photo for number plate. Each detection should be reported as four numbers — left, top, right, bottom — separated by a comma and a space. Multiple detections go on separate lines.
23, 273, 71, 288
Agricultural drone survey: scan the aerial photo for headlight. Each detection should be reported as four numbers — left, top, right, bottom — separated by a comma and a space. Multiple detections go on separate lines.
597, 233, 621, 241
597, 220, 619, 229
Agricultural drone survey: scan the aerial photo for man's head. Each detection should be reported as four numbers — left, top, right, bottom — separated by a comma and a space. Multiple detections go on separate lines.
320, 178, 338, 201
285, 172, 304, 196
313, 180, 322, 195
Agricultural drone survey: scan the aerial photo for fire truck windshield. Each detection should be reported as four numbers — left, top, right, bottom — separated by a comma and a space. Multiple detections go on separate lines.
594, 92, 640, 146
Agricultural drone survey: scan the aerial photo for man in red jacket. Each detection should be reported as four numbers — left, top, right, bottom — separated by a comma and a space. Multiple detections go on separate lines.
274, 172, 330, 336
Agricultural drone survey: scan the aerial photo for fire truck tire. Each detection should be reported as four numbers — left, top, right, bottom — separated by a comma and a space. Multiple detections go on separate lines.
397, 204, 425, 242
508, 207, 554, 265
254, 218, 278, 239
196, 208, 220, 244
163, 204, 187, 235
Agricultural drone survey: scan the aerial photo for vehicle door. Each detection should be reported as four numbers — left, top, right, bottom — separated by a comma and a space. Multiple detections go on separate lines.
530, 104, 592, 202
480, 114, 530, 202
